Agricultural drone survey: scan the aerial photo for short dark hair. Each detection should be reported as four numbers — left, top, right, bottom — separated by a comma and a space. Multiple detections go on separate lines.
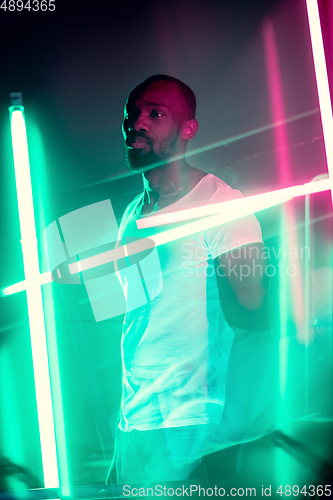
128, 74, 197, 119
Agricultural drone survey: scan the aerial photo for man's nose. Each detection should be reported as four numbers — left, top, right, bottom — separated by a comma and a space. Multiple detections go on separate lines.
131, 113, 148, 132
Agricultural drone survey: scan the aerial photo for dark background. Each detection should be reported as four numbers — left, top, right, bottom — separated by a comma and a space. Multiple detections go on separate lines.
0, 0, 332, 489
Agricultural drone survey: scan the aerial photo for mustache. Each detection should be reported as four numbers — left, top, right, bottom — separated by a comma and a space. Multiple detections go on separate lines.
125, 131, 151, 147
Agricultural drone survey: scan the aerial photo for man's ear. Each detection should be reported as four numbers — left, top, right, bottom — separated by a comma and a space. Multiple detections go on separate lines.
181, 119, 198, 140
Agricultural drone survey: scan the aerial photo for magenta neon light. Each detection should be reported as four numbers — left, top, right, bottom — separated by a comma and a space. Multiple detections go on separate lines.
69, 178, 331, 275
137, 178, 331, 229
306, 0, 333, 202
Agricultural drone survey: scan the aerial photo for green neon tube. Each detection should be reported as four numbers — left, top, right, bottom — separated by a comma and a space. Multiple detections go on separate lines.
9, 105, 59, 488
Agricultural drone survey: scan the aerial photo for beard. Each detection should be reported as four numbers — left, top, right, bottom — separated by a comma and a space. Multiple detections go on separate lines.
125, 131, 180, 173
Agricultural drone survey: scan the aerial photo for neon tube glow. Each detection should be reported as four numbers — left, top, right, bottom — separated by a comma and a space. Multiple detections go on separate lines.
306, 0, 333, 202
69, 177, 332, 275
2, 177, 331, 292
1, 271, 52, 297
137, 178, 330, 229
9, 105, 59, 488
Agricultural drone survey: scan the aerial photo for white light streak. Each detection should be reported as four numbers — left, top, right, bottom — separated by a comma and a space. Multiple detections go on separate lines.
306, 0, 333, 202
137, 178, 331, 229
2, 271, 52, 297
69, 178, 331, 275
9, 106, 59, 488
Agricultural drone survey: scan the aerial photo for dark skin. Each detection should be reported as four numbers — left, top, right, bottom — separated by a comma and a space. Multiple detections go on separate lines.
123, 80, 204, 212
214, 245, 269, 330
123, 80, 269, 327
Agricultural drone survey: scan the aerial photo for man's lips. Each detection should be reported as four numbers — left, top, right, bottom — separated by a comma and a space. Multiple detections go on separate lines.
126, 136, 149, 148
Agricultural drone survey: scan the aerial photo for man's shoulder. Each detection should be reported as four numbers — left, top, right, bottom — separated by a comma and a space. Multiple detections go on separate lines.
119, 193, 144, 229
125, 192, 144, 211
197, 173, 242, 202
201, 173, 232, 190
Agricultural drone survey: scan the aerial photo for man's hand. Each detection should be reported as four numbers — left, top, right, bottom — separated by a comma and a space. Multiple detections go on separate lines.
214, 243, 269, 330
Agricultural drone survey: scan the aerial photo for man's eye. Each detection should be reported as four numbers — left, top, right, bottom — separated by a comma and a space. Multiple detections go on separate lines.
151, 110, 163, 118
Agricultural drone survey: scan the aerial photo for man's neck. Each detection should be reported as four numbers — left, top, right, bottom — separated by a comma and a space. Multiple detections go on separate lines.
141, 161, 206, 214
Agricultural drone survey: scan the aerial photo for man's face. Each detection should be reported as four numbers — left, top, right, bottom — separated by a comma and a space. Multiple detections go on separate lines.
123, 81, 188, 172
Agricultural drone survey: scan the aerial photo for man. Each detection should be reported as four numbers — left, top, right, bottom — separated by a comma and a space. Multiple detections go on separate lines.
107, 75, 268, 484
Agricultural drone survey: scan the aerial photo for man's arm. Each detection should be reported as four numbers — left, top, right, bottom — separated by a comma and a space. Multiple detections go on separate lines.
214, 243, 269, 330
